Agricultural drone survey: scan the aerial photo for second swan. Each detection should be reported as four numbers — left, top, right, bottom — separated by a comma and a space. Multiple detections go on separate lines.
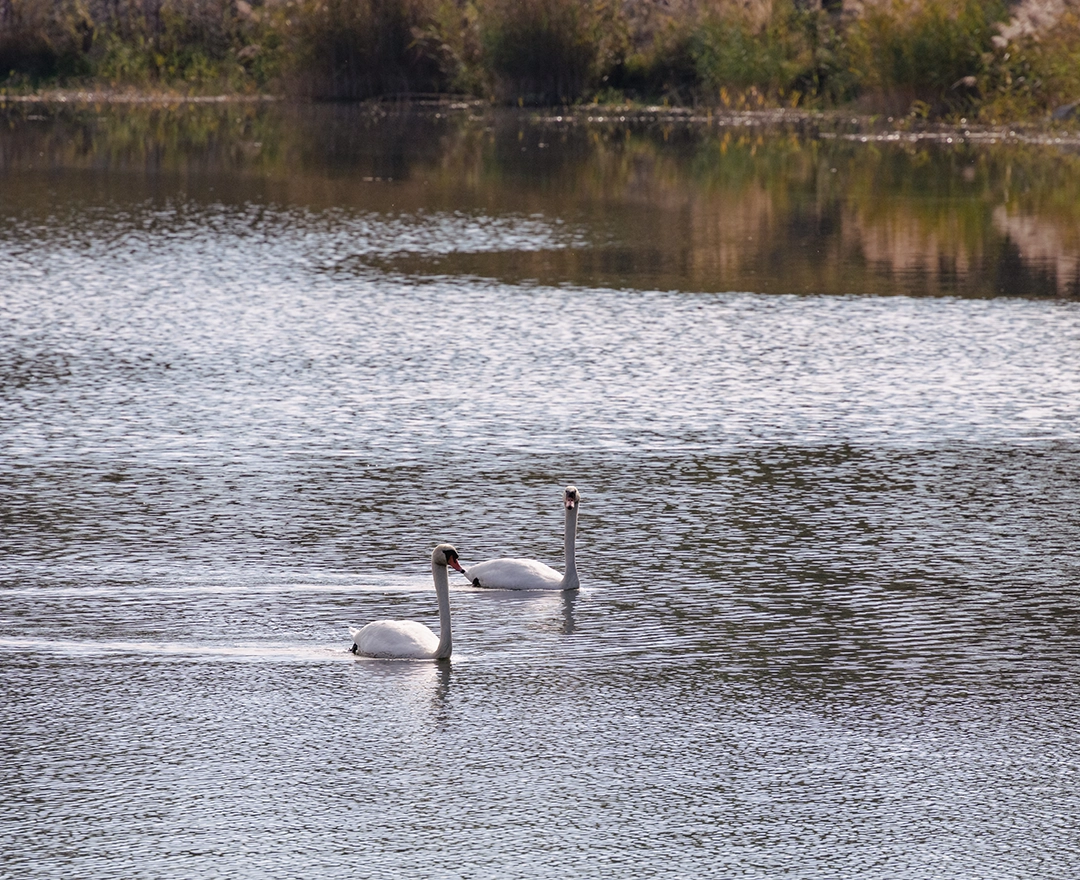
464, 486, 581, 591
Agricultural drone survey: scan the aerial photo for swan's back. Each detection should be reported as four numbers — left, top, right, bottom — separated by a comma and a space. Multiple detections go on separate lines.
465, 557, 564, 590
351, 621, 439, 659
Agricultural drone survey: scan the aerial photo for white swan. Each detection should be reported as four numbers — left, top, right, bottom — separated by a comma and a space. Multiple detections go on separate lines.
349, 544, 464, 659
464, 486, 580, 591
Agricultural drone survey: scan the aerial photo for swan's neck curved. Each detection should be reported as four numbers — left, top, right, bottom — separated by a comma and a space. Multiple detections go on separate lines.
433, 562, 452, 659
563, 504, 579, 590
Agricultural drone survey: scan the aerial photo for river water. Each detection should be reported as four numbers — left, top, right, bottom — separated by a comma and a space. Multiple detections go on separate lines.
2, 103, 1080, 879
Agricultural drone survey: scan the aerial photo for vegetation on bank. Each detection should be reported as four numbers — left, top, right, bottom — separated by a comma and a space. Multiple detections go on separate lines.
0, 0, 1078, 121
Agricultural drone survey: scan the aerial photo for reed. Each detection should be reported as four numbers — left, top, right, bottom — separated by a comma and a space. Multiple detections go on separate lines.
477, 0, 626, 104
0, 0, 279, 90
614, 16, 699, 104
286, 0, 444, 100
980, 4, 1080, 121
847, 0, 1009, 116
0, 0, 1078, 121
0, 0, 92, 81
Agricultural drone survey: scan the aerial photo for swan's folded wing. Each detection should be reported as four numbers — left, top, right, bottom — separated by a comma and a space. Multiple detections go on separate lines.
353, 619, 439, 658
464, 557, 564, 590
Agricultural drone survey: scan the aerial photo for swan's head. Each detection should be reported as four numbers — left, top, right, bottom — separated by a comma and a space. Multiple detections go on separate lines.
432, 543, 465, 572
564, 485, 580, 510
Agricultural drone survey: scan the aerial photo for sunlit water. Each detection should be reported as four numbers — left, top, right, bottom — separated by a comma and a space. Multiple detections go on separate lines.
2, 106, 1080, 879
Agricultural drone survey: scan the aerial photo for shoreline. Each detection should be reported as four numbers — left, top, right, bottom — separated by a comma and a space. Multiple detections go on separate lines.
3, 89, 1079, 149
0, 90, 281, 105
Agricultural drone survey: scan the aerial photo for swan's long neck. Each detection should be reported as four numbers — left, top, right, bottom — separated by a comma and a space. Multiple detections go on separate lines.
562, 504, 579, 590
433, 562, 452, 659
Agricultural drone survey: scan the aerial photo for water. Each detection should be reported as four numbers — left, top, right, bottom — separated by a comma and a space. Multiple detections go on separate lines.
2, 103, 1080, 879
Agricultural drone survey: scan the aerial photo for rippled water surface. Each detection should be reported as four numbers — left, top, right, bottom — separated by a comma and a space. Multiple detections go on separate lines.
2, 104, 1080, 879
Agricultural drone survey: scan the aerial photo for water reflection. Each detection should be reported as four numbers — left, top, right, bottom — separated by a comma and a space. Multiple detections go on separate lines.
349, 654, 455, 722
433, 659, 453, 717
3, 100, 1080, 880
560, 590, 577, 636
1, 102, 1078, 298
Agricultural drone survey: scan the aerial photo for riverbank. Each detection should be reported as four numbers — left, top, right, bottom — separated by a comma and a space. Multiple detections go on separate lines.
3, 87, 1080, 154
1, 0, 1078, 124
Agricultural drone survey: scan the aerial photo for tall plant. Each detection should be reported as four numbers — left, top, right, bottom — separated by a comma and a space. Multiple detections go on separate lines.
0, 0, 92, 81
288, 0, 445, 100
981, 6, 1080, 121
848, 0, 1008, 115
88, 0, 275, 90
689, 0, 856, 108
478, 0, 626, 104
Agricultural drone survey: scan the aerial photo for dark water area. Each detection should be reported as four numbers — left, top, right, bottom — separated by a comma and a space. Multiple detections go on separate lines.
2, 103, 1080, 878
3, 102, 1080, 299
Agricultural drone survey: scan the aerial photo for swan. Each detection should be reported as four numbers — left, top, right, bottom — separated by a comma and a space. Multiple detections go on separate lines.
464, 486, 580, 591
349, 544, 464, 659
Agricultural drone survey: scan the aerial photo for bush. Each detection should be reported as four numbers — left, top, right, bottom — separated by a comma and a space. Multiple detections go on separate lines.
615, 18, 699, 103
848, 0, 1009, 115
980, 7, 1080, 121
0, 0, 92, 82
0, 0, 283, 91
0, 0, 1073, 120
408, 0, 484, 95
287, 0, 446, 100
686, 1, 856, 108
693, 11, 792, 95
478, 0, 626, 104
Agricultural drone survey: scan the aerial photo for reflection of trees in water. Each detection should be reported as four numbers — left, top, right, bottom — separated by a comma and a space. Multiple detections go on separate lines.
992, 207, 1080, 296
561, 590, 577, 636
2, 104, 1078, 297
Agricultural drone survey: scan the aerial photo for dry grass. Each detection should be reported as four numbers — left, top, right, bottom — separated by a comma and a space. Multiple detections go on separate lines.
0, 0, 1078, 119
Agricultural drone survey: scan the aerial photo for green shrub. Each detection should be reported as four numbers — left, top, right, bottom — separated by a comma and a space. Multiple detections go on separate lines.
287, 0, 445, 100
94, 31, 154, 84
787, 6, 859, 107
693, 12, 791, 94
0, 0, 282, 91
849, 0, 1008, 115
0, 0, 92, 82
1036, 12, 1080, 117
684, 1, 857, 108
478, 0, 626, 104
0, 0, 1073, 120
615, 19, 698, 103
407, 0, 484, 95
980, 9, 1080, 121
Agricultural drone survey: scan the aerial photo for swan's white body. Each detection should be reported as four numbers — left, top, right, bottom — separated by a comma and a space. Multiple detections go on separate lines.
464, 486, 580, 591
352, 619, 443, 658
350, 544, 463, 660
